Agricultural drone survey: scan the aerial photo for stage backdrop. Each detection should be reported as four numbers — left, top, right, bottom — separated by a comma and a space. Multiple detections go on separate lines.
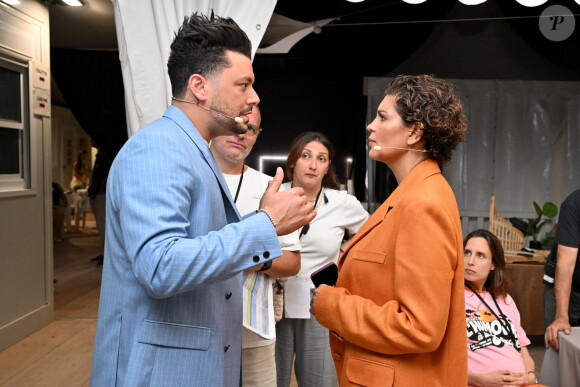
365, 77, 580, 235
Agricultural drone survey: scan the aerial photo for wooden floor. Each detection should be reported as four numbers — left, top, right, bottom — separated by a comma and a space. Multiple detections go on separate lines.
0, 219, 102, 387
0, 217, 547, 386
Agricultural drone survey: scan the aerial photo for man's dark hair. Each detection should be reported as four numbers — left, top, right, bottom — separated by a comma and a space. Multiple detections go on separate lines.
167, 12, 252, 97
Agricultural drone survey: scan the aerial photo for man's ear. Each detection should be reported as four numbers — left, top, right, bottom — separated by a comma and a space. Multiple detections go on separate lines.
188, 74, 208, 102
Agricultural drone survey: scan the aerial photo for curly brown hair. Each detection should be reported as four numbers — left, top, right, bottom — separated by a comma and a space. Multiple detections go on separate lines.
384, 74, 467, 165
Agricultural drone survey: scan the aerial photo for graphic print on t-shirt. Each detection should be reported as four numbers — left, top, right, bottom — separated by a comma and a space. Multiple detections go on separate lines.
466, 307, 521, 352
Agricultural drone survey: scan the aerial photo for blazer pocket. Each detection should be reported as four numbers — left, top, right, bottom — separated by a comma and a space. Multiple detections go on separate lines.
138, 319, 211, 350
351, 249, 386, 264
345, 357, 394, 386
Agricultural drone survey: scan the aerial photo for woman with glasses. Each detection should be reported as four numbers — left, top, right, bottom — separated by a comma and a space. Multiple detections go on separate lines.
275, 131, 369, 387
310, 74, 468, 386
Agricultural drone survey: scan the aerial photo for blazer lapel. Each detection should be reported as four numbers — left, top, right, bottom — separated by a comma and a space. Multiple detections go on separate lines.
338, 159, 442, 268
338, 200, 392, 268
163, 106, 241, 221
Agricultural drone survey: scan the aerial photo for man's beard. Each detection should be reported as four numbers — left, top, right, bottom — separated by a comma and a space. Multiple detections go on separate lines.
210, 100, 247, 135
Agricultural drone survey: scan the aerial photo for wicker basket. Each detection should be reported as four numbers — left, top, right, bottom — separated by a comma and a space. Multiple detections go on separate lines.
489, 195, 525, 252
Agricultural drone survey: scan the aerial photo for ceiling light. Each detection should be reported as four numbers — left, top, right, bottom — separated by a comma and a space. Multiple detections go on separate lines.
345, 0, 365, 3
515, 0, 548, 6
61, 0, 84, 6
4, 0, 21, 4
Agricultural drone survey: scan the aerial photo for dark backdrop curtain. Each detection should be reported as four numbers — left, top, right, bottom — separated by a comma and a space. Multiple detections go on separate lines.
51, 48, 128, 158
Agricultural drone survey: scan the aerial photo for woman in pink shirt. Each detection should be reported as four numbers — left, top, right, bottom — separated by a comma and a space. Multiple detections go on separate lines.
464, 229, 543, 386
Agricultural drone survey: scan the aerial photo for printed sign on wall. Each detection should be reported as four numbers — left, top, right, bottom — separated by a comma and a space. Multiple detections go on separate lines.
33, 62, 50, 91
33, 88, 50, 117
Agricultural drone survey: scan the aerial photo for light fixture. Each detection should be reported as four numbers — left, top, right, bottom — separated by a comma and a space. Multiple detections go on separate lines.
46, 0, 84, 5
258, 155, 287, 173
345, 0, 365, 3
4, 0, 21, 4
458, 0, 487, 4
515, 0, 548, 6
61, 0, 83, 5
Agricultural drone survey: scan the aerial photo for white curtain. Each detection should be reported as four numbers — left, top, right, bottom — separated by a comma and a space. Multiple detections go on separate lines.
111, 0, 278, 136
365, 77, 580, 219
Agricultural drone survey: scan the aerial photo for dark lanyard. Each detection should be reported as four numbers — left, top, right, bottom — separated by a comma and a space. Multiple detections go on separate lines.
233, 164, 244, 204
298, 185, 324, 241
465, 283, 521, 352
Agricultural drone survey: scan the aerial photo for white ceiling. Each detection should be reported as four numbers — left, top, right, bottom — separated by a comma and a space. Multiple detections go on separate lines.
48, 0, 118, 50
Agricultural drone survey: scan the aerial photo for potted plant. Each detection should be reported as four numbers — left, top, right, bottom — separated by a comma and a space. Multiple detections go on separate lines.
509, 201, 558, 250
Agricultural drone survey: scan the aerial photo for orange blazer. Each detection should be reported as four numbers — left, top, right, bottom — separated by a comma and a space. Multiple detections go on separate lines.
316, 159, 467, 386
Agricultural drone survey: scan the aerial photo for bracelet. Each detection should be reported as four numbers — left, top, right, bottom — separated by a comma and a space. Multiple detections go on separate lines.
527, 371, 538, 383
527, 371, 536, 376
257, 209, 276, 230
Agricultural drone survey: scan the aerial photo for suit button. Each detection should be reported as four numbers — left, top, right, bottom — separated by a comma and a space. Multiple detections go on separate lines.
264, 251, 270, 258
253, 255, 260, 263
224, 345, 230, 352
225, 292, 232, 300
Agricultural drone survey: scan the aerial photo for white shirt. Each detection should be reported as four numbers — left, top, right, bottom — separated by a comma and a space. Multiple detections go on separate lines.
281, 182, 369, 280
222, 167, 300, 347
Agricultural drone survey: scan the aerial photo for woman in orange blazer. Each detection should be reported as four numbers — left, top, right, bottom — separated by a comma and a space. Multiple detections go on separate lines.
311, 74, 468, 386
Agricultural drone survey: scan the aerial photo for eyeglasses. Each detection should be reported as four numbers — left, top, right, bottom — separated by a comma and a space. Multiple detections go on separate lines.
246, 124, 262, 137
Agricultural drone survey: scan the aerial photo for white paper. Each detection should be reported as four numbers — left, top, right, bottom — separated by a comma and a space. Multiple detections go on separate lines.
283, 276, 312, 319
242, 272, 275, 339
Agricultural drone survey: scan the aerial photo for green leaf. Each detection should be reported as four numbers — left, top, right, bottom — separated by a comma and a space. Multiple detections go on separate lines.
533, 201, 542, 216
509, 217, 528, 235
526, 220, 537, 237
542, 202, 558, 218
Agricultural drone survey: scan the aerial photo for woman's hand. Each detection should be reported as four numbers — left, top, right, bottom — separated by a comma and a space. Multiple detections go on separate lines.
469, 370, 533, 386
309, 284, 327, 316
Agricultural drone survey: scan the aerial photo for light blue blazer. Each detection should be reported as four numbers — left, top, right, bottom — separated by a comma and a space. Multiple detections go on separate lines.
90, 106, 282, 386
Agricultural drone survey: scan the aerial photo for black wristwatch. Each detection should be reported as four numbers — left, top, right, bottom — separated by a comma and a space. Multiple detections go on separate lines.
258, 260, 272, 272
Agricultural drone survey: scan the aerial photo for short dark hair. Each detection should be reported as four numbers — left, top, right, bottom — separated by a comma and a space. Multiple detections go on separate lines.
167, 12, 252, 97
464, 229, 507, 299
384, 74, 467, 165
284, 132, 339, 190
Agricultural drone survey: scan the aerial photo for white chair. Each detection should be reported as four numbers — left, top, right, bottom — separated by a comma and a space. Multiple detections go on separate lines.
74, 189, 93, 230
64, 191, 76, 232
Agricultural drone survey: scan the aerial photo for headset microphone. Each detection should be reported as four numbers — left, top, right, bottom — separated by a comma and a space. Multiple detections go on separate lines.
373, 145, 427, 153
171, 97, 244, 124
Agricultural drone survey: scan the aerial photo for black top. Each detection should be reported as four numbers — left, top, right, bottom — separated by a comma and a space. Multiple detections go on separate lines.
88, 150, 113, 199
52, 182, 64, 207
546, 189, 580, 291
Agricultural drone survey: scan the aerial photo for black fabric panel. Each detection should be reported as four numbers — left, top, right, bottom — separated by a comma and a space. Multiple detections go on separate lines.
51, 48, 128, 157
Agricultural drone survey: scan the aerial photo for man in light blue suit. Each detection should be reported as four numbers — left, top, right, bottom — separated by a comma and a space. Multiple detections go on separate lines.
91, 13, 316, 386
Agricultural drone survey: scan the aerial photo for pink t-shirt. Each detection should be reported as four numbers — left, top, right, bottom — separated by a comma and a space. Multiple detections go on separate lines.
465, 289, 531, 380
